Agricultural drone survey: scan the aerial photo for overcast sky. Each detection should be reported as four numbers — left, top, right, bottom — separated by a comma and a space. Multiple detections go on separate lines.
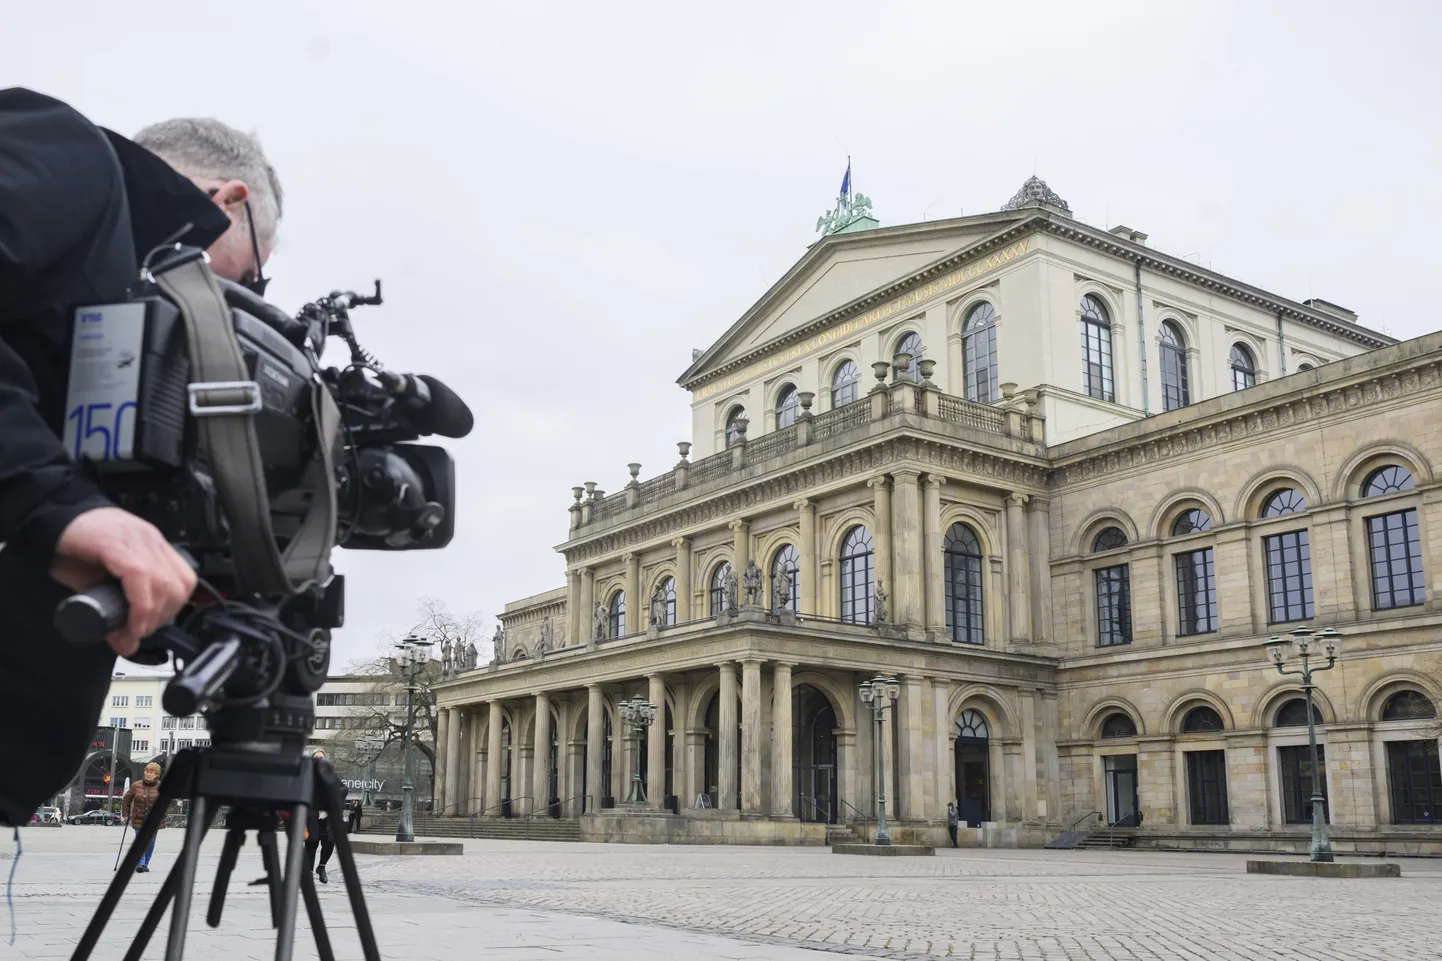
6, 1, 1440, 668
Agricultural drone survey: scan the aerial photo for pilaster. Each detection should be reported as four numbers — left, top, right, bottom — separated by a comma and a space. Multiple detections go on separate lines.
795, 499, 817, 614
1006, 492, 1031, 642
672, 538, 693, 621
923, 475, 946, 633
868, 476, 893, 598
485, 701, 503, 817
891, 469, 924, 628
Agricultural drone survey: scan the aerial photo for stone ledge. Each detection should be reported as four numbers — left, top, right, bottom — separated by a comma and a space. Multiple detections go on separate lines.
350, 840, 463, 856
1246, 859, 1400, 878
832, 843, 934, 856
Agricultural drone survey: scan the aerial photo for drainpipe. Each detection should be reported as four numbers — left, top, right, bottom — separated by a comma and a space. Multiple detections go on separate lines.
1135, 262, 1149, 415
1276, 311, 1288, 375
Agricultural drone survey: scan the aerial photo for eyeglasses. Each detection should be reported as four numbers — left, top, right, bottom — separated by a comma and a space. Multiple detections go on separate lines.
206, 188, 269, 296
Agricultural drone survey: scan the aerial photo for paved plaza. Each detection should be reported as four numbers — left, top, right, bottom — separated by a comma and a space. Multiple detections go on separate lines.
1, 828, 1438, 961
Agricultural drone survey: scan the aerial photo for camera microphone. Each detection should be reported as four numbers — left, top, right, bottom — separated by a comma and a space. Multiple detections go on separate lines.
376, 371, 474, 439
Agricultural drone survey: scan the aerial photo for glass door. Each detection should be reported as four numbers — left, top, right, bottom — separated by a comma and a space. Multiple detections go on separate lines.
1105, 754, 1140, 827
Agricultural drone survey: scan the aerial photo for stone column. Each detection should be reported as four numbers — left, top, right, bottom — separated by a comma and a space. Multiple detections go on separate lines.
444, 707, 463, 815
670, 677, 689, 806
672, 538, 693, 621
836, 729, 858, 822
741, 659, 764, 813
932, 677, 953, 817
1136, 735, 1178, 827
684, 729, 707, 807
718, 662, 739, 810
1027, 497, 1052, 643
566, 738, 586, 817
795, 499, 817, 614
485, 701, 503, 818
470, 714, 485, 813
1018, 690, 1038, 821
772, 662, 794, 817
532, 692, 551, 814
923, 475, 946, 634
880, 703, 896, 819
435, 708, 451, 814
868, 476, 893, 595
586, 685, 604, 811
565, 570, 581, 645
1006, 493, 1031, 642
898, 675, 926, 819
730, 518, 750, 570
891, 469, 924, 628
580, 567, 596, 643
624, 553, 640, 634
648, 674, 667, 808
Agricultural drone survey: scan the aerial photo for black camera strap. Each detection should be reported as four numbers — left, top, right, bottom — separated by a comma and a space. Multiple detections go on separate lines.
151, 257, 340, 596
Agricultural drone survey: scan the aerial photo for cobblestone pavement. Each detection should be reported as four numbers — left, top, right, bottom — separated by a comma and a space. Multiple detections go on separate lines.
4, 829, 1440, 961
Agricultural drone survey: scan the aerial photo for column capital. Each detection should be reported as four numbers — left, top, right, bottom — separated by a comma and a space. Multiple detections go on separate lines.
646, 671, 666, 681
1026, 494, 1051, 510
739, 656, 766, 667
671, 536, 691, 550
925, 473, 947, 489
586, 682, 602, 693
891, 467, 922, 483
1007, 491, 1030, 507
866, 475, 890, 490
622, 551, 638, 563
792, 497, 813, 511
728, 517, 748, 532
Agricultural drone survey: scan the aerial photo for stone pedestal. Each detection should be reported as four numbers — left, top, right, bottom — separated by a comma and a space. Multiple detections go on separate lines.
832, 843, 934, 856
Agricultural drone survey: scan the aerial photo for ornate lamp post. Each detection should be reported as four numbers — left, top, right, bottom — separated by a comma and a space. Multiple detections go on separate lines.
1266, 626, 1342, 862
392, 635, 433, 843
617, 697, 657, 804
859, 675, 901, 845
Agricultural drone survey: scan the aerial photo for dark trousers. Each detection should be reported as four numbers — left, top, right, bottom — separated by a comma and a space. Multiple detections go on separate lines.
947, 824, 958, 847
304, 833, 334, 871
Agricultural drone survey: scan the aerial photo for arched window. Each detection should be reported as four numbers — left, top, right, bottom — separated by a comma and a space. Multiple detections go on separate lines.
943, 523, 984, 644
1362, 466, 1424, 610
1092, 526, 1128, 552
1275, 697, 1324, 727
1171, 509, 1213, 535
1181, 705, 1225, 733
774, 385, 799, 429
838, 525, 874, 625
830, 360, 860, 408
709, 562, 732, 616
1159, 321, 1190, 411
1079, 295, 1115, 402
658, 576, 677, 626
1262, 489, 1308, 516
1297, 362, 1315, 372
955, 709, 989, 740
1382, 690, 1437, 721
770, 544, 800, 614
1363, 465, 1416, 497
1229, 344, 1256, 391
895, 330, 924, 383
607, 590, 626, 638
962, 301, 999, 402
724, 407, 746, 448
1101, 713, 1138, 738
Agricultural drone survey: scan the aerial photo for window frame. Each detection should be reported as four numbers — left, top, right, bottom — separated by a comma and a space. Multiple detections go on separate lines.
1385, 739, 1442, 824
658, 576, 677, 626
770, 544, 800, 615
961, 301, 999, 403
1174, 546, 1218, 636
607, 589, 626, 638
709, 562, 732, 616
1185, 749, 1230, 826
1229, 343, 1257, 391
1278, 743, 1329, 824
1095, 563, 1133, 647
1079, 294, 1116, 402
830, 359, 860, 409
1158, 320, 1191, 411
724, 406, 746, 448
839, 525, 875, 626
1264, 528, 1315, 623
774, 384, 799, 430
894, 330, 924, 383
943, 523, 985, 644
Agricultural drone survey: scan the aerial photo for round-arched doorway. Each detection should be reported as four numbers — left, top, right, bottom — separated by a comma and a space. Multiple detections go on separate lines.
954, 709, 991, 825
794, 685, 838, 823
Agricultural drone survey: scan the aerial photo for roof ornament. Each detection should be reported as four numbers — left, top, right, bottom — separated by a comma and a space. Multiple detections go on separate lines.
1001, 175, 1071, 213
815, 157, 879, 237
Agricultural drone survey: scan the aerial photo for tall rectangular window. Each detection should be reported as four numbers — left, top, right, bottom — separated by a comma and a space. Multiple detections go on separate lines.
1386, 740, 1442, 824
133, 740, 148, 754
1367, 509, 1425, 610
1095, 564, 1132, 647
1265, 530, 1314, 623
1185, 750, 1229, 825
1175, 548, 1217, 635
1279, 744, 1329, 824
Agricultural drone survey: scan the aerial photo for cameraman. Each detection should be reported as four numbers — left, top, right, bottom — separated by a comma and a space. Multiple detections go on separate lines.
0, 89, 284, 826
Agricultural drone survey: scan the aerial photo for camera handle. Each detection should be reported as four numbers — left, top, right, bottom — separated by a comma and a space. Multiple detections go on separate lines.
54, 581, 129, 644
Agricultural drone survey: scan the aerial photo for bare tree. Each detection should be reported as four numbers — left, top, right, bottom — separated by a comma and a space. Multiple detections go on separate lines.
329, 597, 491, 804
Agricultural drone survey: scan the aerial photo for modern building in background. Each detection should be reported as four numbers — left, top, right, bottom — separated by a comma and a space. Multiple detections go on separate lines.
428, 176, 1442, 854
309, 674, 436, 810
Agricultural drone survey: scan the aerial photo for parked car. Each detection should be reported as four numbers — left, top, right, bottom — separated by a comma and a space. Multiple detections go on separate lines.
35, 807, 61, 824
66, 809, 123, 826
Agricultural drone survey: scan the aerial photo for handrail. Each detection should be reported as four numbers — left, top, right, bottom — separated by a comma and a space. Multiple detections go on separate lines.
1068, 810, 1103, 832
836, 797, 875, 843
467, 795, 533, 836
513, 793, 591, 838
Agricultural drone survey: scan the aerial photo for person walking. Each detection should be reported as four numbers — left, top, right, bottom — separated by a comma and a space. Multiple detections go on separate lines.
946, 801, 960, 848
120, 763, 168, 872
347, 798, 362, 834
304, 750, 337, 883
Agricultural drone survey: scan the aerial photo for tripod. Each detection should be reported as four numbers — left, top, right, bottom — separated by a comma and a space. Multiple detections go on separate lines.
71, 747, 382, 961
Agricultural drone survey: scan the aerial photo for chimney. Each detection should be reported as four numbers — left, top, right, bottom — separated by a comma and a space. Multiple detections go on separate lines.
1109, 225, 1148, 246
1302, 298, 1358, 324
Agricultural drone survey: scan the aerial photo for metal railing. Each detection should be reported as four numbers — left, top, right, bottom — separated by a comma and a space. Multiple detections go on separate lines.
836, 797, 875, 842
466, 795, 533, 836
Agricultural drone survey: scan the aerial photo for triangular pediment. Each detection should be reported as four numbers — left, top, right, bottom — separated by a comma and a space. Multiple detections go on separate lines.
682, 212, 1032, 386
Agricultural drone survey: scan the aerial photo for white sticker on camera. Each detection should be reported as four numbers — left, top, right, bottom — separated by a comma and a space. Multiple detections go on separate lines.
64, 302, 146, 462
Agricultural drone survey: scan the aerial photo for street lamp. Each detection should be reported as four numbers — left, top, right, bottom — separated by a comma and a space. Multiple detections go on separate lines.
617, 697, 657, 804
859, 675, 901, 845
392, 635, 433, 842
1265, 626, 1342, 862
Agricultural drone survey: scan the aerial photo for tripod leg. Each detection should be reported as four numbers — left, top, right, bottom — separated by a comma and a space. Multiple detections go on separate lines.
319, 768, 382, 961
163, 794, 208, 961
120, 808, 216, 961
299, 868, 335, 961
207, 829, 245, 927
71, 751, 196, 961
272, 803, 309, 961
258, 829, 284, 927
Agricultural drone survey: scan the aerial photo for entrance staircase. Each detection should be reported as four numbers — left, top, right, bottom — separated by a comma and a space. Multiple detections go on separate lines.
1045, 812, 1136, 850
358, 813, 581, 843
825, 823, 868, 845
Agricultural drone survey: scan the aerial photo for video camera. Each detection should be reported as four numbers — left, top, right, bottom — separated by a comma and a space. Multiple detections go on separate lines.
52, 244, 472, 748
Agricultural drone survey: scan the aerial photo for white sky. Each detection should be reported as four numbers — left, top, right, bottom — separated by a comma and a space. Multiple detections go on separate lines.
6, 0, 1440, 667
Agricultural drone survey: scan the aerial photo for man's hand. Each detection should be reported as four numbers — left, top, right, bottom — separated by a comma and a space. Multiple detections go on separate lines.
50, 507, 196, 656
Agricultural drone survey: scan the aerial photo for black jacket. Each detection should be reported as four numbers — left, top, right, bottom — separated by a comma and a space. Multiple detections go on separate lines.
0, 88, 230, 825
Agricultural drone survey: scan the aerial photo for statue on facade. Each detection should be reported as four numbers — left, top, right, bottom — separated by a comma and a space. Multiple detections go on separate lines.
440, 637, 454, 677
594, 600, 609, 639
491, 624, 506, 664
742, 560, 763, 607
649, 584, 668, 628
539, 616, 554, 652
724, 566, 740, 613
774, 572, 792, 614
463, 639, 478, 670
873, 578, 888, 625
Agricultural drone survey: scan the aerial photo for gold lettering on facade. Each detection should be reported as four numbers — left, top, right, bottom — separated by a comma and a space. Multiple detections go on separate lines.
695, 238, 1033, 400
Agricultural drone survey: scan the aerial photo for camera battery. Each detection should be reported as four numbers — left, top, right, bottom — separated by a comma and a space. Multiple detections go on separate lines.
64, 297, 189, 470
